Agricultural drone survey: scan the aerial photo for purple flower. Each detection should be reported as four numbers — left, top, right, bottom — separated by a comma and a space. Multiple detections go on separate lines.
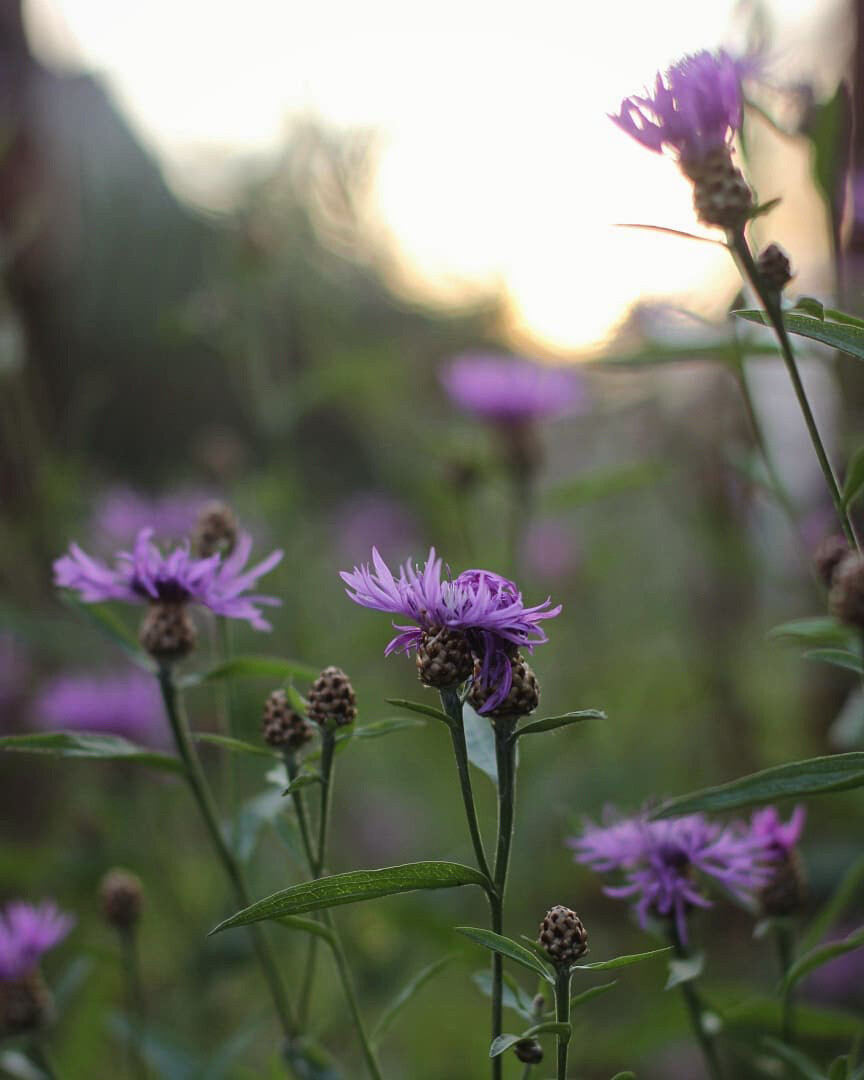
749, 805, 805, 858
440, 353, 585, 424
570, 808, 773, 942
54, 528, 282, 630
340, 548, 560, 712
0, 901, 74, 981
33, 669, 168, 747
93, 486, 215, 545
612, 50, 743, 162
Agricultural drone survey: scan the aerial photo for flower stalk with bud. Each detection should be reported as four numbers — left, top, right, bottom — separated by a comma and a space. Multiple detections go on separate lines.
538, 905, 589, 1080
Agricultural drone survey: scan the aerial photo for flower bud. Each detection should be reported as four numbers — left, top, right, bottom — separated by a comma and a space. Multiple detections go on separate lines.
416, 627, 474, 689
829, 553, 864, 629
514, 1037, 544, 1064
99, 868, 143, 932
680, 147, 754, 230
262, 689, 314, 750
814, 534, 849, 588
0, 971, 53, 1037
468, 653, 539, 717
757, 243, 793, 293
306, 666, 357, 728
139, 602, 197, 661
538, 905, 588, 967
193, 501, 238, 558
760, 850, 807, 917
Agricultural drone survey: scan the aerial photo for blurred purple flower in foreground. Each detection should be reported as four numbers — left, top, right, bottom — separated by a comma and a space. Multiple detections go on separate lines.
570, 808, 773, 942
54, 528, 282, 630
524, 519, 581, 581
749, 805, 805, 857
341, 548, 560, 711
441, 353, 585, 424
93, 486, 215, 545
34, 669, 167, 747
334, 493, 419, 566
612, 50, 743, 163
0, 902, 74, 980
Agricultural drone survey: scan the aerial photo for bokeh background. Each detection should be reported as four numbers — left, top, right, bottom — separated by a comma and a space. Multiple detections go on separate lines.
2, 0, 864, 1075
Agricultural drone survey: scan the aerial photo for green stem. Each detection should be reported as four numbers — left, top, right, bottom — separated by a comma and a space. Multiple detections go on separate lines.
553, 965, 572, 1080
669, 925, 723, 1080
215, 616, 238, 843
728, 228, 859, 550
491, 717, 518, 1080
775, 923, 796, 1046
120, 927, 148, 1080
156, 665, 296, 1038
285, 752, 319, 1029
438, 689, 493, 883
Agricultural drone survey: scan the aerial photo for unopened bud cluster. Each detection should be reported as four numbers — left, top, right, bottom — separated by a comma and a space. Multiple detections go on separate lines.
193, 501, 238, 558
307, 666, 357, 728
262, 689, 314, 750
757, 244, 792, 293
99, 868, 143, 932
538, 905, 588, 966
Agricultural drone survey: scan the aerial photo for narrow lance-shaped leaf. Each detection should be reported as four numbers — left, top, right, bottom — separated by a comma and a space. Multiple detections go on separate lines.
212, 862, 491, 933
472, 970, 536, 1021
385, 698, 451, 725
784, 926, 864, 994
372, 955, 456, 1043
183, 655, 319, 687
763, 1037, 827, 1080
572, 946, 670, 972
489, 1022, 571, 1059
516, 709, 606, 738
801, 853, 864, 953
456, 927, 553, 983
802, 650, 864, 676
654, 754, 864, 817
193, 733, 280, 760
569, 981, 618, 1009
769, 617, 851, 646
843, 446, 864, 510
733, 308, 864, 363
463, 704, 498, 784
0, 732, 183, 774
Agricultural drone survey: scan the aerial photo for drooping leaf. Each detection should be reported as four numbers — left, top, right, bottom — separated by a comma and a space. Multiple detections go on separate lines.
212, 862, 491, 933
489, 1022, 570, 1058
472, 970, 536, 1021
572, 947, 670, 972
802, 649, 864, 676
515, 709, 606, 738
769, 617, 851, 646
784, 926, 864, 994
282, 772, 322, 796
385, 698, 451, 725
372, 955, 456, 1043
793, 297, 825, 320
665, 953, 704, 990
763, 1037, 826, 1080
801, 854, 864, 953
843, 447, 864, 510
733, 308, 864, 363
463, 704, 498, 784
654, 754, 864, 817
0, 732, 182, 774
570, 981, 618, 1008
456, 927, 553, 983
182, 655, 318, 688
193, 733, 280, 760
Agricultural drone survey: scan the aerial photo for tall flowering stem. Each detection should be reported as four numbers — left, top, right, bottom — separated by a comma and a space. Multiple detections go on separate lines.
438, 689, 493, 882
491, 714, 519, 1074
727, 229, 859, 550
156, 666, 296, 1040
553, 965, 572, 1080
668, 922, 724, 1080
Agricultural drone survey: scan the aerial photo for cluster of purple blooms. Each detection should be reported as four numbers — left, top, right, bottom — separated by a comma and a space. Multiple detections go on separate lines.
0, 902, 73, 982
33, 669, 167, 748
571, 804, 805, 942
341, 547, 560, 711
440, 352, 584, 424
612, 49, 744, 163
54, 528, 282, 631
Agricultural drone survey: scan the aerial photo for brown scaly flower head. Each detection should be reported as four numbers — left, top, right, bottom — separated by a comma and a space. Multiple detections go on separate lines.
829, 552, 864, 630
814, 533, 849, 588
193, 501, 239, 558
415, 626, 474, 690
306, 666, 357, 729
467, 651, 539, 718
99, 869, 143, 933
749, 806, 808, 917
262, 689, 315, 751
0, 901, 74, 1038
538, 905, 589, 967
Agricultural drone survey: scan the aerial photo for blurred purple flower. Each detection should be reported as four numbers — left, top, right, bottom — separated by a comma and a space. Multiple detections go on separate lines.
570, 808, 773, 942
749, 805, 805, 858
341, 548, 560, 712
612, 50, 743, 162
34, 669, 168, 747
0, 901, 74, 980
54, 528, 282, 630
440, 353, 585, 424
0, 631, 30, 708
334, 494, 419, 566
524, 520, 581, 581
93, 486, 215, 545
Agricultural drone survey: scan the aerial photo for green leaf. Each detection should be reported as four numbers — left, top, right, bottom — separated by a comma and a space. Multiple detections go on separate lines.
372, 954, 455, 1043
793, 296, 825, 320
570, 980, 618, 1008
747, 196, 782, 220
385, 698, 451, 725
472, 970, 536, 1021
769, 617, 851, 646
763, 1037, 826, 1080
341, 717, 426, 743
282, 772, 322, 796
193, 733, 280, 760
183, 655, 318, 687
802, 649, 864, 676
60, 594, 152, 668
515, 709, 605, 738
829, 1057, 850, 1080
801, 854, 864, 953
784, 926, 864, 994
276, 915, 336, 946
733, 308, 864, 363
654, 754, 864, 817
665, 953, 704, 990
456, 927, 553, 983
613, 222, 727, 246
211, 862, 491, 933
283, 1037, 342, 1079
572, 947, 670, 972
844, 447, 864, 510
806, 82, 852, 232
0, 732, 182, 774
610, 1073, 637, 1080
489, 1022, 570, 1058
233, 786, 286, 863
463, 704, 498, 784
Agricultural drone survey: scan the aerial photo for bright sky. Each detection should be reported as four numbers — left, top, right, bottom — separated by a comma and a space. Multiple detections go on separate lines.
24, 0, 845, 352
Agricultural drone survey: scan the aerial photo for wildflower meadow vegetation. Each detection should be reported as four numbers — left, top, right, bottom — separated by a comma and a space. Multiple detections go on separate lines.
7, 21, 864, 1080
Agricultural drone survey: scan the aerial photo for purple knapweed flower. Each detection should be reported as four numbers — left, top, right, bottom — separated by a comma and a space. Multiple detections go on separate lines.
570, 808, 773, 942
33, 669, 168, 747
612, 50, 743, 162
93, 486, 215, 545
440, 353, 584, 424
54, 528, 282, 630
0, 902, 74, 981
749, 805, 805, 858
340, 548, 560, 712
